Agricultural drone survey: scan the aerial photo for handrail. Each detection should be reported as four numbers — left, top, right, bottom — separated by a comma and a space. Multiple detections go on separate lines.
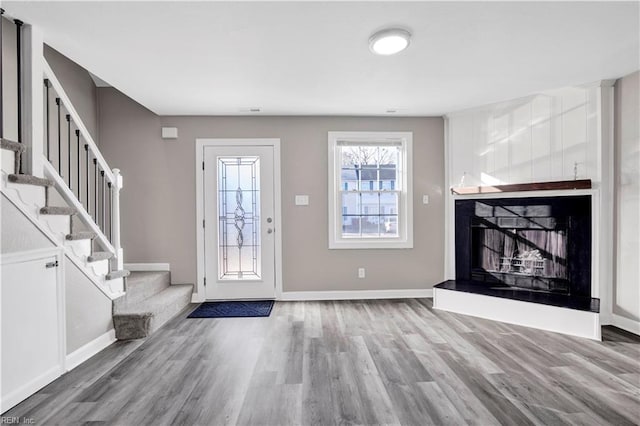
42, 60, 115, 184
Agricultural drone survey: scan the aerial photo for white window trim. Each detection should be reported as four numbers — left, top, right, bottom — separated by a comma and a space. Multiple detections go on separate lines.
328, 131, 413, 249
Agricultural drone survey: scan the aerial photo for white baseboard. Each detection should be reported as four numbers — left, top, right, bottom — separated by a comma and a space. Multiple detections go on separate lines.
124, 263, 170, 272
192, 293, 205, 303
279, 289, 433, 301
611, 314, 640, 335
1, 365, 62, 413
65, 329, 116, 372
433, 288, 601, 340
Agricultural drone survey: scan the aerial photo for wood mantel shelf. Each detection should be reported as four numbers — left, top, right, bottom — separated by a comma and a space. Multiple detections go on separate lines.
451, 179, 592, 195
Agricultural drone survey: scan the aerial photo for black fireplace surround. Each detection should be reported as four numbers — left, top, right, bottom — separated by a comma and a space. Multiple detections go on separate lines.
436, 195, 599, 312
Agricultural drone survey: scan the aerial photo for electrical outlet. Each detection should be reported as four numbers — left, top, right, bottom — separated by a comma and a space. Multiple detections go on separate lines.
358, 268, 366, 278
423, 195, 430, 204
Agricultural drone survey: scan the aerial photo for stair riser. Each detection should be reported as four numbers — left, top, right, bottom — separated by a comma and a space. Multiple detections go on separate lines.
38, 215, 70, 241
149, 290, 193, 334
106, 276, 125, 295
113, 285, 193, 340
2, 174, 46, 211
64, 239, 92, 258
87, 258, 109, 276
124, 272, 171, 305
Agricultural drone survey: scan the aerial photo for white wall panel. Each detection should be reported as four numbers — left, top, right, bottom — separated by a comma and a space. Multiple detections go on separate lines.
447, 84, 602, 186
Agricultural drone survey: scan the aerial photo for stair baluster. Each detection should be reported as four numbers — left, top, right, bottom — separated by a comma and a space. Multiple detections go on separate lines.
66, 114, 71, 188
108, 182, 112, 241
84, 143, 89, 212
101, 170, 105, 231
93, 158, 98, 221
44, 79, 50, 160
14, 18, 23, 173
76, 129, 82, 197
56, 97, 61, 173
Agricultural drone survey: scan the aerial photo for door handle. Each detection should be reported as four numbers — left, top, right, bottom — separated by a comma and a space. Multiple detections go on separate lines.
267, 228, 273, 234
45, 260, 59, 269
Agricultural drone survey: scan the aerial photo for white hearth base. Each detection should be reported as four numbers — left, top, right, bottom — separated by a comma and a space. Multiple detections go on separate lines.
433, 287, 601, 340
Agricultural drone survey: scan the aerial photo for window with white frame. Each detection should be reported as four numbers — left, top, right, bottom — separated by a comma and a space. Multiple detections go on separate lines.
328, 131, 413, 249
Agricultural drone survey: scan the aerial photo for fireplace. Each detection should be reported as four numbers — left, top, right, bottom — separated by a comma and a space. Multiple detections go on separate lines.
446, 195, 596, 311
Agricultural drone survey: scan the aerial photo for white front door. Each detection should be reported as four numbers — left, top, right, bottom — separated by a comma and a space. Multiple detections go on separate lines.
203, 143, 276, 300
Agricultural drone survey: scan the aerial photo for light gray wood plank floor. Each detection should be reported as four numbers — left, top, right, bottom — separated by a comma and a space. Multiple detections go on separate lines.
5, 299, 640, 425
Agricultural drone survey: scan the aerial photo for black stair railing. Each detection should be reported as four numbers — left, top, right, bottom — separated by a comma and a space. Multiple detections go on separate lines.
42, 77, 116, 249
1, 12, 120, 263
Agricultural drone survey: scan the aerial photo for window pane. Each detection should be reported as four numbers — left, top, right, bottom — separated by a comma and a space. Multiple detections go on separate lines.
341, 192, 360, 216
380, 192, 398, 217
361, 192, 379, 215
341, 192, 360, 237
361, 216, 381, 237
341, 146, 378, 167
341, 167, 359, 191
381, 216, 399, 236
380, 165, 397, 189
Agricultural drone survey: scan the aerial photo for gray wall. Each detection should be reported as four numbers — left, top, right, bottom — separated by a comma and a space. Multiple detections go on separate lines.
64, 258, 113, 354
97, 88, 445, 292
613, 70, 640, 323
44, 45, 99, 143
1, 194, 53, 253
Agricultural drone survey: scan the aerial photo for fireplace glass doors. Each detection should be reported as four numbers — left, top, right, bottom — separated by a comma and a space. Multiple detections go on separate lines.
455, 196, 591, 298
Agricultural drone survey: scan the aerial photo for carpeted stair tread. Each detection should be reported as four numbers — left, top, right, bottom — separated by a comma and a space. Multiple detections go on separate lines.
66, 232, 97, 240
1, 138, 26, 153
40, 206, 77, 215
121, 271, 171, 306
87, 251, 114, 262
114, 284, 193, 314
106, 269, 130, 280
113, 284, 193, 339
8, 174, 53, 187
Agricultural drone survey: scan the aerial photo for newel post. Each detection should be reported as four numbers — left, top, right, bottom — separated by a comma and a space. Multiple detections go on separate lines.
112, 168, 124, 270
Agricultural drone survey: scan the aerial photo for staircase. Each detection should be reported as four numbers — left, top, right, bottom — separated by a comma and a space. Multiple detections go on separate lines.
1, 137, 127, 296
1, 15, 193, 341
112, 272, 193, 340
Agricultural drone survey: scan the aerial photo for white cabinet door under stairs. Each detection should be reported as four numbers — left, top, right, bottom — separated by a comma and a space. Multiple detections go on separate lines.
1, 249, 65, 413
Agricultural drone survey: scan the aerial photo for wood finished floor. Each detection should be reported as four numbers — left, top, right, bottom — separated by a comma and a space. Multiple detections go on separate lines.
6, 299, 640, 425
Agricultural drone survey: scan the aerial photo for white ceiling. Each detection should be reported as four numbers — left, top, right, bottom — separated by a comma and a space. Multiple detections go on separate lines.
4, 1, 640, 116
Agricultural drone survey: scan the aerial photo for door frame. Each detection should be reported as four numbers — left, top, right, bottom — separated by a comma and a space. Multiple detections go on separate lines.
195, 138, 283, 302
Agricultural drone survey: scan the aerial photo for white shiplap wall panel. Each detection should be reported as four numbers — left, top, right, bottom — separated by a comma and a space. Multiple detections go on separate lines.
447, 85, 602, 186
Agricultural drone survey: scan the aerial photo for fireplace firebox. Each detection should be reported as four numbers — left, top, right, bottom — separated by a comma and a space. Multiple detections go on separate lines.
451, 195, 594, 308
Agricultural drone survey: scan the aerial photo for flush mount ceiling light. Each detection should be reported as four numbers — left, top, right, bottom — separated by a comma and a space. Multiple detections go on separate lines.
369, 28, 411, 55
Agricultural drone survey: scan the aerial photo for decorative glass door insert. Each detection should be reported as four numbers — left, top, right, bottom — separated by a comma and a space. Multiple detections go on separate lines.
217, 156, 261, 280
203, 142, 276, 300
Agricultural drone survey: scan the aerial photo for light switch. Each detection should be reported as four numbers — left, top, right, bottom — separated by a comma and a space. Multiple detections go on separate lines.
423, 195, 430, 204
295, 195, 309, 206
